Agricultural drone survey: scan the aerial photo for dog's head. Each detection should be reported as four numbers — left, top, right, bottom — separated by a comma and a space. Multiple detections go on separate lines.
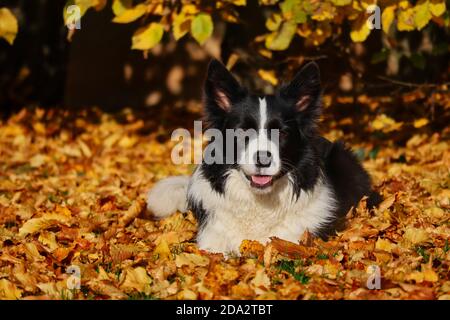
203, 59, 322, 194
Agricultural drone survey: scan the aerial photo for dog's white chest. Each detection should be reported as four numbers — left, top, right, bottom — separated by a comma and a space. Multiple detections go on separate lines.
188, 169, 336, 254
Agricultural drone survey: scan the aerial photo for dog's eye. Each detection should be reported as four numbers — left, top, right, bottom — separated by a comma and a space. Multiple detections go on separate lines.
279, 130, 288, 139
269, 129, 287, 140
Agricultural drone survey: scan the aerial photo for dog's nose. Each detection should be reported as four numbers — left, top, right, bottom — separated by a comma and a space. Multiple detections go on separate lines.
255, 151, 272, 168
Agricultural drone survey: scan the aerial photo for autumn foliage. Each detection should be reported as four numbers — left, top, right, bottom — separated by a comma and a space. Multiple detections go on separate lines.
0, 87, 449, 299
0, 0, 448, 301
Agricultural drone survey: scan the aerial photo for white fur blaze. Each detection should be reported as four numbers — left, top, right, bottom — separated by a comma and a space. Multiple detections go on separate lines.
146, 176, 190, 219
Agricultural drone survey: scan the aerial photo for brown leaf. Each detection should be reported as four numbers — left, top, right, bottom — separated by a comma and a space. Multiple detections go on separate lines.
269, 237, 318, 258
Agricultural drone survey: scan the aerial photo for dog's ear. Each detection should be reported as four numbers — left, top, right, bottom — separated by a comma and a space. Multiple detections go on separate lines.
280, 62, 321, 116
204, 59, 246, 112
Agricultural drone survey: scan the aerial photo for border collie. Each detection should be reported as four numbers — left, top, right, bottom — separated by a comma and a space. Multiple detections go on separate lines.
147, 59, 380, 254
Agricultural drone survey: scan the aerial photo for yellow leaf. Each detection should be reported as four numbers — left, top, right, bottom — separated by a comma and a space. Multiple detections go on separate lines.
118, 135, 138, 148
429, 0, 446, 16
424, 206, 445, 218
382, 5, 396, 34
173, 12, 191, 40
175, 253, 210, 268
266, 13, 282, 32
265, 20, 297, 51
378, 194, 396, 212
191, 13, 214, 45
226, 53, 239, 70
350, 17, 371, 42
250, 268, 270, 295
375, 238, 393, 252
0, 8, 19, 45
88, 280, 128, 299
19, 208, 72, 237
331, 0, 352, 6
260, 0, 280, 5
403, 227, 429, 245
414, 1, 432, 30
112, 3, 147, 23
78, 139, 92, 157
413, 118, 429, 128
398, 7, 415, 31
24, 242, 45, 262
120, 267, 152, 294
153, 238, 171, 259
398, 0, 411, 10
406, 269, 439, 282
112, 0, 132, 16
371, 114, 403, 132
0, 279, 22, 300
226, 0, 247, 5
63, 0, 99, 26
258, 48, 272, 59
29, 154, 48, 168
258, 69, 278, 85
178, 289, 197, 300
119, 198, 144, 227
38, 231, 59, 251
311, 2, 335, 21
132, 22, 164, 50
423, 269, 439, 282
181, 4, 199, 15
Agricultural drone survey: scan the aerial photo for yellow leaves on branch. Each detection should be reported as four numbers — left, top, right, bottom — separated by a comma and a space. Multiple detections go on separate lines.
350, 16, 371, 42
112, 3, 147, 24
226, 0, 247, 6
190, 13, 214, 45
63, 0, 106, 27
429, 0, 447, 16
331, 0, 352, 6
265, 20, 297, 51
382, 5, 396, 34
414, 1, 432, 30
132, 22, 164, 50
112, 0, 132, 16
395, 0, 447, 32
173, 12, 191, 40
55, 0, 448, 51
0, 8, 18, 45
398, 7, 416, 31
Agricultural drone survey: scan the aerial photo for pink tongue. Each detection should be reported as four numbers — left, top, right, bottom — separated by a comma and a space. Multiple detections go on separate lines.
251, 175, 272, 185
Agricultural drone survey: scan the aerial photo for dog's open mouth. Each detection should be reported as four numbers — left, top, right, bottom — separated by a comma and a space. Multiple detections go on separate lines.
249, 175, 273, 188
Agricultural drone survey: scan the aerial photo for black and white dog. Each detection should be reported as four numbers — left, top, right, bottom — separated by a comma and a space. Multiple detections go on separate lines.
147, 59, 380, 254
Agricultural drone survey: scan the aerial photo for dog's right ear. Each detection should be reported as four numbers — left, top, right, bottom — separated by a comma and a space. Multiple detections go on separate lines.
204, 59, 246, 112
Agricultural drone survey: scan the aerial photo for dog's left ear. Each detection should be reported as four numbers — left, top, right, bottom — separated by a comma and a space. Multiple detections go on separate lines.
280, 62, 321, 115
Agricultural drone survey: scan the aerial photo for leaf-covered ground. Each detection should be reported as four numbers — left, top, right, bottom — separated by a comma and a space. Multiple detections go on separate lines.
0, 92, 449, 300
